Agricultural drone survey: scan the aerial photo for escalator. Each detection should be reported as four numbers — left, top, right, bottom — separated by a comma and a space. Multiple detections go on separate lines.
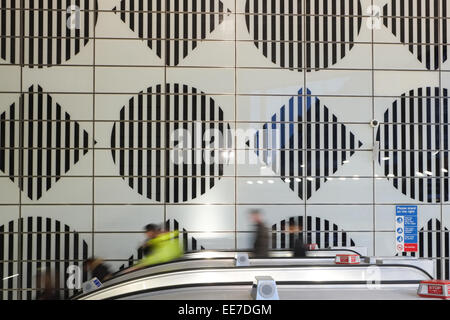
74, 250, 436, 300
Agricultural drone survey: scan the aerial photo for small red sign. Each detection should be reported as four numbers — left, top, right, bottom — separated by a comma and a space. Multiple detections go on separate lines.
418, 280, 450, 299
335, 254, 360, 265
404, 243, 418, 252
428, 285, 444, 295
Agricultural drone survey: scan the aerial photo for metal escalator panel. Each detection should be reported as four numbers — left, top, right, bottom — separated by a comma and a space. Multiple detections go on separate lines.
101, 259, 235, 288
121, 284, 424, 301
78, 264, 432, 300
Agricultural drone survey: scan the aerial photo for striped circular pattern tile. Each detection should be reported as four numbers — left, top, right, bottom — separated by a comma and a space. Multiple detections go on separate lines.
376, 87, 450, 203
0, 0, 98, 67
245, 0, 363, 72
111, 84, 232, 203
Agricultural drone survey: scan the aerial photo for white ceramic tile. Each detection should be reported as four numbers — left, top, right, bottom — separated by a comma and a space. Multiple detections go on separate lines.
0, 66, 21, 92
177, 40, 235, 67
346, 231, 374, 255
374, 70, 439, 97
95, 67, 165, 93
0, 206, 19, 227
94, 205, 164, 232
93, 148, 235, 177
94, 176, 235, 204
374, 176, 442, 204
21, 205, 92, 233
235, 150, 374, 178
21, 177, 93, 204
183, 232, 235, 250
40, 93, 94, 122
441, 51, 450, 71
166, 204, 235, 232
236, 204, 305, 232
306, 205, 373, 231
23, 66, 94, 93
443, 206, 450, 230
236, 177, 305, 204
312, 96, 373, 123
166, 67, 235, 94
187, 177, 235, 204
94, 232, 146, 260
237, 95, 373, 123
0, 179, 20, 204
94, 177, 161, 204
440, 71, 450, 91
374, 231, 397, 256
307, 69, 372, 96
236, 94, 301, 122
95, 39, 164, 67
306, 177, 373, 204
237, 68, 304, 95
374, 43, 431, 70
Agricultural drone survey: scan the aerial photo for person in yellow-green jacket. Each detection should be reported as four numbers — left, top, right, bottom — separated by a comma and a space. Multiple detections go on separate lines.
125, 224, 184, 273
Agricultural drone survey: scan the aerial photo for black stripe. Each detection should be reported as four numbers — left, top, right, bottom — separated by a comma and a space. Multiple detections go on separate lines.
26, 217, 32, 300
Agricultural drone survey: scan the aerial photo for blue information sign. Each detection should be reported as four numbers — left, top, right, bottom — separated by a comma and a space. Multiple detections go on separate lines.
395, 205, 418, 252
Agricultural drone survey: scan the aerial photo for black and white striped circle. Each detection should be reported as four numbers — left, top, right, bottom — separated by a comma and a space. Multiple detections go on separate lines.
376, 87, 450, 203
245, 0, 363, 72
400, 219, 449, 280
249, 89, 363, 200
0, 85, 94, 201
110, 84, 232, 203
0, 0, 98, 67
113, 0, 231, 66
0, 216, 89, 300
272, 215, 356, 250
382, 0, 449, 70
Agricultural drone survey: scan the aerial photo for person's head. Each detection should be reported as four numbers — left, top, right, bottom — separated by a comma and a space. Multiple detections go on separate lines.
84, 257, 102, 272
288, 222, 303, 233
144, 223, 161, 239
249, 210, 263, 224
36, 269, 54, 289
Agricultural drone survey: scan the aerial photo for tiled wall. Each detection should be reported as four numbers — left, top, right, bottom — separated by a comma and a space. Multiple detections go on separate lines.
0, 0, 450, 299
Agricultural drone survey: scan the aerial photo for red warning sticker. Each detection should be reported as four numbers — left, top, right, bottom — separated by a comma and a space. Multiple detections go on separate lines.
428, 285, 443, 295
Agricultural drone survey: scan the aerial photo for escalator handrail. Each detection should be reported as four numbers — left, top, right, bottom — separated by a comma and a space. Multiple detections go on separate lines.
185, 248, 363, 256
105, 255, 348, 284
110, 248, 363, 280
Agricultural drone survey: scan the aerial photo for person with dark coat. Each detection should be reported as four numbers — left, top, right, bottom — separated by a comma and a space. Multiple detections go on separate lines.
84, 258, 113, 283
35, 269, 61, 300
289, 223, 307, 257
250, 210, 270, 257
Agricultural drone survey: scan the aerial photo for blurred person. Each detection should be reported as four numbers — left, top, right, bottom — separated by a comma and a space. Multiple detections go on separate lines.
84, 257, 113, 283
124, 225, 183, 273
289, 222, 307, 257
35, 269, 61, 300
249, 210, 269, 257
138, 223, 161, 256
